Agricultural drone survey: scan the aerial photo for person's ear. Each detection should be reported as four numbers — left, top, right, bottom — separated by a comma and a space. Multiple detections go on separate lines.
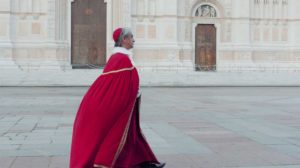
121, 37, 126, 43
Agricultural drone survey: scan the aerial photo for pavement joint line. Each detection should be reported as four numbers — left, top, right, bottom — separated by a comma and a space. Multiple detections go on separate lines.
1, 87, 300, 167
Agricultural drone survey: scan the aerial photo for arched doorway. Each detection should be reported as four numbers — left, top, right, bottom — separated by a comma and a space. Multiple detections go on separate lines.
193, 3, 220, 71
195, 24, 216, 71
71, 0, 106, 68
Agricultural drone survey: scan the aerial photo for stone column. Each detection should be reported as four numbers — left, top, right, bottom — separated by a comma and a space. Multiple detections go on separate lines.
230, 0, 252, 69
231, 0, 251, 45
289, 0, 300, 64
48, 0, 56, 43
290, 0, 300, 44
123, 0, 132, 28
112, 0, 131, 29
108, 0, 131, 58
0, 0, 18, 70
43, 0, 70, 70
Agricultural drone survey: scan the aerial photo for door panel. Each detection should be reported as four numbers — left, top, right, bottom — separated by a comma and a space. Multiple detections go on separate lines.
71, 0, 106, 68
195, 24, 216, 71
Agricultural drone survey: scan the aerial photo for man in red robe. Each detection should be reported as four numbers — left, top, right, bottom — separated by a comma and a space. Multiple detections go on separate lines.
70, 27, 165, 168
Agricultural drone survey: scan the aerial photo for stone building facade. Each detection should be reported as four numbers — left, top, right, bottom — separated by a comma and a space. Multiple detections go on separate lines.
0, 0, 300, 86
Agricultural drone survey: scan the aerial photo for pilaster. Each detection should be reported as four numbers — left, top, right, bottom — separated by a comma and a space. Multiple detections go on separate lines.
0, 0, 18, 70
112, 0, 132, 29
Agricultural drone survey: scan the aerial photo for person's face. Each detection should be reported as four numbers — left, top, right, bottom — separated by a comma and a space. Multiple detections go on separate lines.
122, 34, 135, 49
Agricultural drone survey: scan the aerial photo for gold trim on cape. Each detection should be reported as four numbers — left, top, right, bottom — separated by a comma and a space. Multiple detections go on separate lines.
101, 67, 135, 76
93, 98, 137, 168
93, 164, 109, 168
94, 67, 137, 167
111, 98, 137, 167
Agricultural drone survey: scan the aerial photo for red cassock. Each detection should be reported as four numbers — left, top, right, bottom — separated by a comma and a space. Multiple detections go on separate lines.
70, 52, 159, 168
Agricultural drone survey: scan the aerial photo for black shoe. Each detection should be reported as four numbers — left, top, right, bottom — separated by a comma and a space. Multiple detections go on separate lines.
140, 162, 166, 168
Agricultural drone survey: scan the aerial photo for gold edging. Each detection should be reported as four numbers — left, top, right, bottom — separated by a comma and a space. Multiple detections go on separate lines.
96, 68, 136, 167
101, 67, 135, 76
110, 99, 137, 167
93, 164, 109, 168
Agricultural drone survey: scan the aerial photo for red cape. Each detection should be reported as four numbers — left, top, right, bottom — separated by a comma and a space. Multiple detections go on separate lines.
70, 53, 158, 168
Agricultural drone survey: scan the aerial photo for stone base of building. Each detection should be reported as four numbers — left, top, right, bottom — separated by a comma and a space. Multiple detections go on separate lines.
0, 46, 72, 71
1, 68, 300, 86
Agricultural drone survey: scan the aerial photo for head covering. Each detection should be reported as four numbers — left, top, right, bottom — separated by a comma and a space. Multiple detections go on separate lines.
113, 28, 123, 43
113, 27, 133, 47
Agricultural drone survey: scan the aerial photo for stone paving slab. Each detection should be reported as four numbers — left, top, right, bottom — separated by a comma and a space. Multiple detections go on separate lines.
224, 166, 300, 168
0, 87, 300, 168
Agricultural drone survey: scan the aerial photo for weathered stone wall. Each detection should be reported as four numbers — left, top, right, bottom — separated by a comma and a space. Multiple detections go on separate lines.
0, 0, 300, 86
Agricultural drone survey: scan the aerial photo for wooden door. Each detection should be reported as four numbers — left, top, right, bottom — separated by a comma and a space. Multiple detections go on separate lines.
195, 24, 216, 71
71, 0, 106, 68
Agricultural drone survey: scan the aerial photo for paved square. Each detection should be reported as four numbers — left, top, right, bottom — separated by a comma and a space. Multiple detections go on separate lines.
0, 87, 300, 168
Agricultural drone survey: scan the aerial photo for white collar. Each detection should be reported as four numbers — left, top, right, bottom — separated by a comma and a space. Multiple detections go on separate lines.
112, 47, 132, 56
112, 47, 135, 66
